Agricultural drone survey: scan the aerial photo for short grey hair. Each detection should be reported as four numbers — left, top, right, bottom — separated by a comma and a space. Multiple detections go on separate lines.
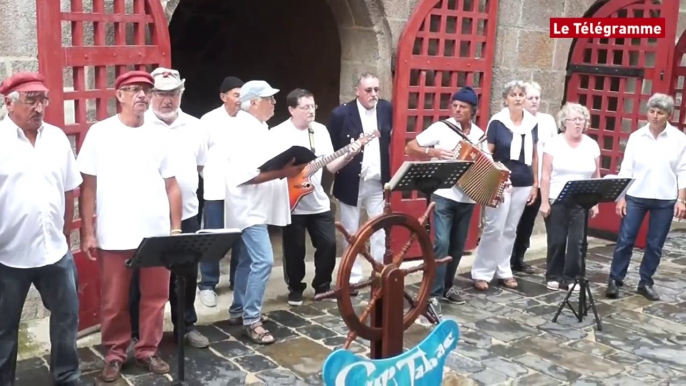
646, 93, 675, 115
502, 80, 527, 106
356, 72, 378, 87
557, 102, 590, 132
524, 81, 541, 96
240, 99, 252, 111
6, 91, 20, 101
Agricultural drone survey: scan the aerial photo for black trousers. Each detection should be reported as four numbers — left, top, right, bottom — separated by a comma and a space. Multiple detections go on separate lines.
130, 215, 200, 339
511, 187, 541, 266
282, 210, 336, 294
543, 201, 584, 283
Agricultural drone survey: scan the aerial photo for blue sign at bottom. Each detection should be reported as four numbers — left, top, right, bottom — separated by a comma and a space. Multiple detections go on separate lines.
322, 319, 460, 386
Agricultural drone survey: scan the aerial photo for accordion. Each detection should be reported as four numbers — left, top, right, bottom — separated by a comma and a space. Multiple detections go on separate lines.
442, 121, 511, 208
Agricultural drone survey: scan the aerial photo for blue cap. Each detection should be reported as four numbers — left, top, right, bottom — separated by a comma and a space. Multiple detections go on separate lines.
451, 86, 478, 107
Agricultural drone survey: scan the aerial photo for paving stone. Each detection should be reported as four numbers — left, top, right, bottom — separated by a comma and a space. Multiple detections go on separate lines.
513, 353, 582, 382
226, 320, 300, 348
486, 290, 525, 305
511, 372, 560, 386
481, 357, 528, 378
569, 339, 616, 357
538, 321, 589, 340
267, 310, 313, 328
572, 376, 608, 385
460, 327, 494, 348
445, 352, 486, 374
310, 314, 346, 329
257, 338, 331, 379
464, 285, 504, 299
504, 278, 551, 297
442, 303, 495, 324
628, 361, 682, 380
157, 343, 247, 385
128, 374, 173, 386
466, 297, 511, 315
601, 373, 655, 386
210, 340, 253, 358
255, 369, 308, 386
195, 325, 231, 343
403, 323, 431, 348
668, 334, 686, 345
536, 291, 570, 305
604, 350, 644, 366
233, 354, 279, 372
607, 310, 686, 336
443, 371, 479, 385
473, 316, 539, 342
505, 309, 548, 327
487, 343, 528, 359
595, 322, 686, 369
453, 341, 497, 361
471, 368, 509, 385
643, 303, 686, 324
524, 304, 560, 316
14, 358, 51, 385
288, 304, 327, 318
607, 295, 655, 312
297, 324, 338, 340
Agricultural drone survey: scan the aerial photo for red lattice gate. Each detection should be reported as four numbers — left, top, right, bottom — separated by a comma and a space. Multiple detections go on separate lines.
36, 0, 171, 331
390, 0, 498, 258
669, 31, 686, 131
564, 0, 679, 249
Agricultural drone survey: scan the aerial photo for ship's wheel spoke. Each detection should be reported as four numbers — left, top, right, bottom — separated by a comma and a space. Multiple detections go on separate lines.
336, 223, 385, 272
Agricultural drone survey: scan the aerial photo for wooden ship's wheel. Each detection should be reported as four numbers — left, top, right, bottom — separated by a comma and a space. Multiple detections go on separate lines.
315, 185, 452, 358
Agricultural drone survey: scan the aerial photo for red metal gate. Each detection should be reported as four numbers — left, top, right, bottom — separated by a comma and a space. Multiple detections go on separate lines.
564, 0, 678, 249
669, 31, 686, 131
36, 0, 171, 331
390, 0, 498, 257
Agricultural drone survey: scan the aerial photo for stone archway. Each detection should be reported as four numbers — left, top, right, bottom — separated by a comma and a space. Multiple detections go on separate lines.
162, 0, 394, 107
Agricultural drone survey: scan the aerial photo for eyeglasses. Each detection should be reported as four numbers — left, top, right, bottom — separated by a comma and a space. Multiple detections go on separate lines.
260, 96, 276, 104
363, 87, 380, 94
17, 96, 50, 108
120, 86, 152, 95
297, 104, 318, 111
566, 117, 586, 123
152, 90, 181, 99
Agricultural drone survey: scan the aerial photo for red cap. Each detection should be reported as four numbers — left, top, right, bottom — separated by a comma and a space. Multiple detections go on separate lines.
114, 71, 154, 90
0, 72, 49, 95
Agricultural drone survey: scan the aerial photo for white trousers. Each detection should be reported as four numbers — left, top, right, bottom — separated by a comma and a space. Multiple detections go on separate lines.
472, 186, 531, 281
339, 179, 386, 283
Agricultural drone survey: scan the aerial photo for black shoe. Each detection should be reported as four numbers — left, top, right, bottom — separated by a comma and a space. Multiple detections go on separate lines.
637, 285, 660, 301
512, 262, 535, 274
287, 292, 303, 306
605, 280, 619, 299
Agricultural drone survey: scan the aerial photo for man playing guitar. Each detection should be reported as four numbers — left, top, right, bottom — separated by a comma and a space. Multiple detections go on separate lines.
269, 88, 366, 306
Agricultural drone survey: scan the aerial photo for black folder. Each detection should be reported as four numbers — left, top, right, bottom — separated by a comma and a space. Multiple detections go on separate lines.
258, 145, 317, 172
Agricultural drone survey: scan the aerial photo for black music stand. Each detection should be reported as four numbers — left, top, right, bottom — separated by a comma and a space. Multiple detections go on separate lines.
551, 178, 633, 331
389, 160, 474, 322
126, 231, 242, 386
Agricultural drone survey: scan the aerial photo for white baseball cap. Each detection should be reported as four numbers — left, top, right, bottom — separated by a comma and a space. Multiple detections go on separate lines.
240, 80, 279, 103
150, 67, 185, 91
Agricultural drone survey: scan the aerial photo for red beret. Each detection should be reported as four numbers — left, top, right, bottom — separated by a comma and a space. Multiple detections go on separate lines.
0, 72, 49, 95
115, 71, 154, 90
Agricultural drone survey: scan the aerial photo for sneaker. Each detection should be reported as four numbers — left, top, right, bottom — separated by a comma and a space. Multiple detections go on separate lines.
546, 281, 560, 291
288, 292, 303, 306
185, 330, 210, 348
565, 283, 580, 293
428, 297, 442, 319
443, 287, 466, 304
199, 289, 217, 307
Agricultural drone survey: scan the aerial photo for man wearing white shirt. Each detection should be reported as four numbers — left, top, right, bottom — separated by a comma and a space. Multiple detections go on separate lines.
0, 72, 84, 386
327, 73, 393, 286
224, 80, 305, 344
270, 89, 360, 306
78, 70, 181, 381
405, 87, 483, 315
511, 81, 558, 273
197, 76, 244, 307
606, 93, 686, 301
128, 68, 210, 348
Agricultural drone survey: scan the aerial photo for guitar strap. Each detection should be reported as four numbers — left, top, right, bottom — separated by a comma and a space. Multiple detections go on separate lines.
441, 119, 473, 144
307, 126, 316, 154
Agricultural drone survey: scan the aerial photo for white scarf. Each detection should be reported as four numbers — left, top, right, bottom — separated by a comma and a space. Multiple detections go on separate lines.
487, 108, 537, 165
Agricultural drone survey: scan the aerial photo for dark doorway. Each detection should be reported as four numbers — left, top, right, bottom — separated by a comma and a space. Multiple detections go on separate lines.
168, 0, 342, 126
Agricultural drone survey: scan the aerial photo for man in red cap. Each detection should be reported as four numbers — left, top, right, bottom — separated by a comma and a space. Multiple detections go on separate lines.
78, 70, 182, 381
0, 72, 84, 385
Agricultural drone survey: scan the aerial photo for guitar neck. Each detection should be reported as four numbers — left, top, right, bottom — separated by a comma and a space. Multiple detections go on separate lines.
304, 146, 352, 176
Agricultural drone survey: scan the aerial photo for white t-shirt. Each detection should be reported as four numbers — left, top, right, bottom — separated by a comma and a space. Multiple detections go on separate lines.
145, 109, 207, 220
269, 119, 334, 215
77, 115, 176, 250
414, 118, 485, 204
535, 112, 558, 183
0, 119, 82, 268
544, 133, 600, 199
224, 112, 291, 230
202, 106, 242, 201
357, 100, 382, 181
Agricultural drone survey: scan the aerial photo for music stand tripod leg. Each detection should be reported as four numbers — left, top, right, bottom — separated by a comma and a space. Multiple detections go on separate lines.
172, 267, 188, 386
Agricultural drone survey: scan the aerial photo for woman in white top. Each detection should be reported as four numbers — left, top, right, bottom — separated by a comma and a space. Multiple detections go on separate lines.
539, 103, 600, 290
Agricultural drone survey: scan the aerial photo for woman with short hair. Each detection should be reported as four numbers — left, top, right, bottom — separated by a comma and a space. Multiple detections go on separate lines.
471, 80, 539, 291
539, 103, 600, 291
606, 93, 686, 301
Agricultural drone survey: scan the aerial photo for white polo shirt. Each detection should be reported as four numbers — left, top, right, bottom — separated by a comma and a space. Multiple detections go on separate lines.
145, 109, 207, 220
0, 118, 82, 268
415, 118, 484, 204
357, 100, 382, 181
269, 119, 333, 215
618, 123, 686, 200
535, 112, 558, 183
77, 115, 176, 250
224, 112, 290, 230
202, 106, 243, 201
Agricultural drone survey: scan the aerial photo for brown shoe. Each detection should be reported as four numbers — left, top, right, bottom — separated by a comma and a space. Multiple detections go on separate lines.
101, 360, 122, 382
500, 278, 518, 289
474, 280, 489, 291
136, 355, 170, 374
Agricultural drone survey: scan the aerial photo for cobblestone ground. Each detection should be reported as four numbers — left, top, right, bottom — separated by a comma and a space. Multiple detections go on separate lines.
16, 231, 686, 385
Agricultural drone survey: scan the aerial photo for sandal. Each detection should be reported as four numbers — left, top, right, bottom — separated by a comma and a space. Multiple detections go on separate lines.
474, 280, 489, 291
500, 278, 518, 289
227, 314, 268, 326
244, 321, 275, 345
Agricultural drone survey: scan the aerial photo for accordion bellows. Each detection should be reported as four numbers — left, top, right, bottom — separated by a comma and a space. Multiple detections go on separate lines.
452, 140, 511, 208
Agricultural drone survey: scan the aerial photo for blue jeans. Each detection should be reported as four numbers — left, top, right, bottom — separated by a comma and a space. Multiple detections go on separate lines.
198, 200, 238, 290
610, 195, 675, 287
229, 224, 273, 325
0, 253, 80, 385
430, 195, 475, 297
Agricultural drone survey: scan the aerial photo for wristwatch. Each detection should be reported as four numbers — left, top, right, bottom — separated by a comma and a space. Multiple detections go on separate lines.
425, 147, 430, 154
678, 199, 685, 204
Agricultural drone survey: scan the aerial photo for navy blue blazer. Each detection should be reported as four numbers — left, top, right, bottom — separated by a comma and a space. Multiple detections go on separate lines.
327, 99, 393, 207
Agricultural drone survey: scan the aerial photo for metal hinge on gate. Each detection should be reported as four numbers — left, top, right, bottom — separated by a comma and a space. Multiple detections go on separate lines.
567, 64, 645, 78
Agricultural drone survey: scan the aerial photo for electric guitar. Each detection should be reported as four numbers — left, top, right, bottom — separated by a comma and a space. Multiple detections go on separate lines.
288, 130, 380, 211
